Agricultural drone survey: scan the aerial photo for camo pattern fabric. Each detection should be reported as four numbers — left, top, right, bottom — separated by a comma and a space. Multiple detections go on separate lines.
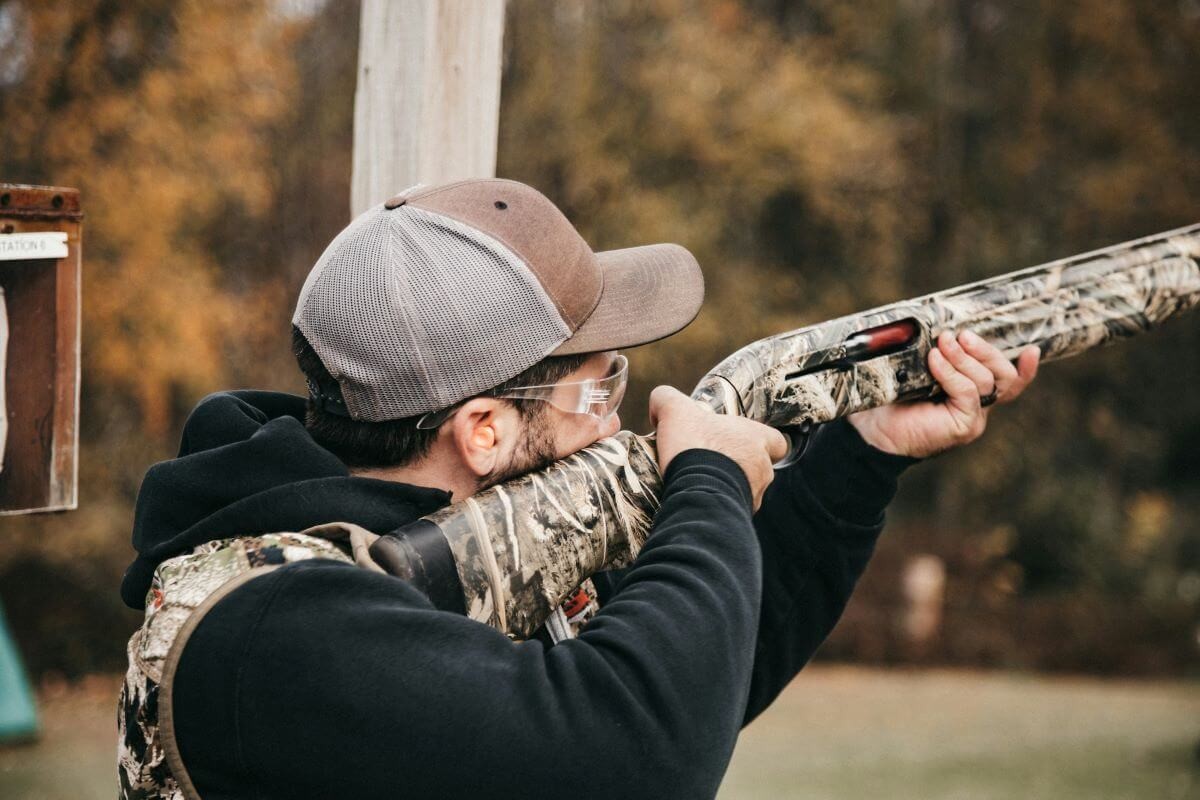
117, 533, 353, 800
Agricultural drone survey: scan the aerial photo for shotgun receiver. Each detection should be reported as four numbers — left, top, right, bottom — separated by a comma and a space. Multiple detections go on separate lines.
370, 223, 1200, 640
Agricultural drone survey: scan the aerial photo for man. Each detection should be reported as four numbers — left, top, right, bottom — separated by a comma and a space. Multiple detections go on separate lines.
118, 179, 1038, 799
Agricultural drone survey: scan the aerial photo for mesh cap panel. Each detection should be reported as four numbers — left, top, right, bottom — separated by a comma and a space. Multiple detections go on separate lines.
293, 204, 571, 421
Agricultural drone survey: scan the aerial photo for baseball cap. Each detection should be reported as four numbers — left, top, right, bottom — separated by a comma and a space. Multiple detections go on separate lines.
292, 178, 704, 422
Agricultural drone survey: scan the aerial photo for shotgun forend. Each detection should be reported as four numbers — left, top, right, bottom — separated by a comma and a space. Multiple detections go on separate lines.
692, 223, 1200, 428
372, 223, 1200, 640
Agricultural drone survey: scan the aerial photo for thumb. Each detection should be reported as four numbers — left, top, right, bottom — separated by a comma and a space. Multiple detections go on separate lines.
766, 427, 789, 463
648, 385, 690, 428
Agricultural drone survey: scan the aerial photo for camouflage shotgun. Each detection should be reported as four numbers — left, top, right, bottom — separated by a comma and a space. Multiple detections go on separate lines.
369, 223, 1200, 640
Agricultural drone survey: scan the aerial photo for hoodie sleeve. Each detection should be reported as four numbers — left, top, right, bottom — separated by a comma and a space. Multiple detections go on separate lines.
741, 418, 917, 724
171, 449, 763, 800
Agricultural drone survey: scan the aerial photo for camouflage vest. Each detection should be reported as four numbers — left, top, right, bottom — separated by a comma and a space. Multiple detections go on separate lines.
117, 524, 380, 800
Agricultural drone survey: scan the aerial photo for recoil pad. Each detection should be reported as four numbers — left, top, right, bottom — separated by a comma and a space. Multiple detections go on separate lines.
368, 519, 467, 616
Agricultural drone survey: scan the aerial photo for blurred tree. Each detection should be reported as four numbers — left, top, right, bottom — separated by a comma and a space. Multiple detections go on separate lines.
0, 0, 1196, 676
499, 0, 913, 437
828, 0, 1200, 605
498, 0, 1200, 670
0, 0, 351, 676
0, 0, 299, 436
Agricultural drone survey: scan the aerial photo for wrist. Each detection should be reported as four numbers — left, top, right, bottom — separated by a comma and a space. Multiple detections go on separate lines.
846, 412, 905, 456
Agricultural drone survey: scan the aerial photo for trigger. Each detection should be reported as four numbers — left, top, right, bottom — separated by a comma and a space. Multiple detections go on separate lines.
773, 421, 814, 470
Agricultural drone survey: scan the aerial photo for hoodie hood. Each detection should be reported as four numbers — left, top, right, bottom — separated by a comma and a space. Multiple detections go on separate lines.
121, 390, 450, 609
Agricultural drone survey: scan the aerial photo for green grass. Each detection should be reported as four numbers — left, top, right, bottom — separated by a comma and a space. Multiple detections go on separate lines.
720, 667, 1200, 799
1, 668, 1196, 799
0, 676, 117, 800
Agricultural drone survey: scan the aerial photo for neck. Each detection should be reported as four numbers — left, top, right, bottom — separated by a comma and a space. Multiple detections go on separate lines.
349, 459, 476, 502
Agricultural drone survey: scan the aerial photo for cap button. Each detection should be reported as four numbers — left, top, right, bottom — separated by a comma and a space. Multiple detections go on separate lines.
384, 194, 408, 209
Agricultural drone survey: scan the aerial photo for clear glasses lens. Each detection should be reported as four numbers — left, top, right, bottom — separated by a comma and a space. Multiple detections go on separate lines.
498, 354, 628, 422
416, 355, 629, 429
563, 355, 627, 420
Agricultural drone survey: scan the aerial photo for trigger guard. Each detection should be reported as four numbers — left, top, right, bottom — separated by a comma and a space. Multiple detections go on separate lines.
773, 422, 814, 470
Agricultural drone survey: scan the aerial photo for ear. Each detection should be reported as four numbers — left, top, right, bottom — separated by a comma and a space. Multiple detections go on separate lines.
446, 397, 518, 478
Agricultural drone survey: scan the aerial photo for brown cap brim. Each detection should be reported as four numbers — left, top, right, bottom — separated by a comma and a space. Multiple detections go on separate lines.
551, 243, 704, 356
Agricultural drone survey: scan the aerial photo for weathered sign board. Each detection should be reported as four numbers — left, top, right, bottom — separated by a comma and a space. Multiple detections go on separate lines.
0, 183, 81, 515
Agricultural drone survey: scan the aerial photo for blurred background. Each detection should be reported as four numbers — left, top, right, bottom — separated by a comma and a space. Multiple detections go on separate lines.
0, 0, 1197, 797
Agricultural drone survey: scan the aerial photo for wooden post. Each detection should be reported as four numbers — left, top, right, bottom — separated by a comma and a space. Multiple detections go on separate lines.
351, 0, 506, 217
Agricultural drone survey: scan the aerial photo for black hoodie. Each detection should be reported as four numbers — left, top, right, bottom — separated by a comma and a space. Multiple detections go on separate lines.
125, 390, 913, 799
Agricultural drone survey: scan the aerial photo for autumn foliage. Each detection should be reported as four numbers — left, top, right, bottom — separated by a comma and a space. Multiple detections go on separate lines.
0, 0, 1197, 677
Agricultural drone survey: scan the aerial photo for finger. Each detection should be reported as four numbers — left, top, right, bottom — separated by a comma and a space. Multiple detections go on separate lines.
959, 330, 1019, 395
929, 347, 981, 417
752, 463, 776, 511
648, 385, 685, 427
765, 427, 789, 463
1001, 345, 1041, 402
938, 331, 994, 397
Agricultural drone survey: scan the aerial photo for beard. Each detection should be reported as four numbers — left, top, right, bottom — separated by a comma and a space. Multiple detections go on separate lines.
478, 415, 559, 490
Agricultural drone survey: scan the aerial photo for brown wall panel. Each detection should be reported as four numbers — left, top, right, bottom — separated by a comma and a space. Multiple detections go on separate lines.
0, 184, 81, 515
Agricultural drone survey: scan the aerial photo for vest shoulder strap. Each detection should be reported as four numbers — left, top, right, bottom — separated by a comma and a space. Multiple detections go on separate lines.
122, 524, 376, 800
159, 564, 280, 800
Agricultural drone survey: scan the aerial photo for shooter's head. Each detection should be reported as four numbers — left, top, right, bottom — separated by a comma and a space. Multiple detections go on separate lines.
290, 179, 703, 497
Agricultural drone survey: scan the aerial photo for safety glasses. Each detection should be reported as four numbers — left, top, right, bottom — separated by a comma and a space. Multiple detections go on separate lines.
416, 355, 628, 430
495, 354, 628, 421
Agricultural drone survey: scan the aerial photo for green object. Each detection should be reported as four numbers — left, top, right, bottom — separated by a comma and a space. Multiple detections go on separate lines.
0, 597, 38, 741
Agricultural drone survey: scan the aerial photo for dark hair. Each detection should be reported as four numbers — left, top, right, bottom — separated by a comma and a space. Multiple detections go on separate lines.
291, 326, 590, 468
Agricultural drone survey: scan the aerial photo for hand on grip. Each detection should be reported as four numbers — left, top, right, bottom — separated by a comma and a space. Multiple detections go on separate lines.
650, 385, 787, 511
